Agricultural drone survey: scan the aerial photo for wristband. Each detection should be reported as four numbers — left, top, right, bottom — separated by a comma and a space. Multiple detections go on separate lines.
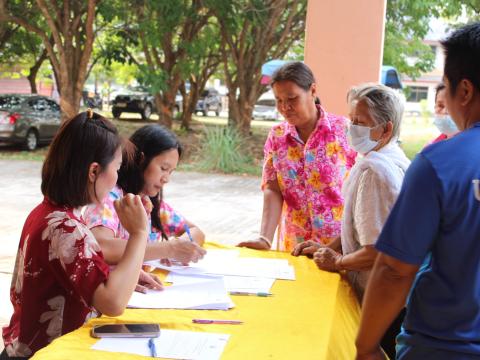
258, 235, 272, 248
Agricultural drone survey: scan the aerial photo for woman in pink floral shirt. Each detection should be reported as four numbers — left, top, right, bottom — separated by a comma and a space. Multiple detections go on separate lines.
85, 125, 206, 268
2, 111, 149, 359
239, 62, 356, 252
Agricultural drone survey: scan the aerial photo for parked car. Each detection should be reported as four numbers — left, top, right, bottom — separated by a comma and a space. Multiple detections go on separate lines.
381, 66, 403, 89
111, 86, 182, 120
195, 88, 222, 116
252, 94, 282, 121
0, 94, 61, 151
82, 90, 102, 110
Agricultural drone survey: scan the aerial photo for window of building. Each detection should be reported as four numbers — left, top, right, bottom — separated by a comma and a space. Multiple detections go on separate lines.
406, 86, 428, 102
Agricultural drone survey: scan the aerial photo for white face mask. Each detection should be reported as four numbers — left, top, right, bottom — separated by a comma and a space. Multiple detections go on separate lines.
347, 124, 381, 154
433, 114, 458, 136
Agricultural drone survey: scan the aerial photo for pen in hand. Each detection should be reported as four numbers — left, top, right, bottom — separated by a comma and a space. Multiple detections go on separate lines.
183, 223, 194, 242
148, 338, 157, 358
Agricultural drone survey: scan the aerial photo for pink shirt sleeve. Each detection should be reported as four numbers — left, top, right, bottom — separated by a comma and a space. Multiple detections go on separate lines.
261, 130, 277, 190
84, 187, 122, 236
158, 201, 187, 238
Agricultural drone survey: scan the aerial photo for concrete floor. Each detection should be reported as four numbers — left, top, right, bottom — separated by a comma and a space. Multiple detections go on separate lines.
0, 160, 263, 351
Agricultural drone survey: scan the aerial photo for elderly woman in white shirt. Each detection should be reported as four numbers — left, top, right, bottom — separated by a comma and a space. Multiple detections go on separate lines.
292, 83, 410, 357
293, 83, 410, 295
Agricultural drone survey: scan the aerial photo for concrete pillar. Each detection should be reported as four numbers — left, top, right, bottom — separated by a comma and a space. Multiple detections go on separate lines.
304, 0, 387, 116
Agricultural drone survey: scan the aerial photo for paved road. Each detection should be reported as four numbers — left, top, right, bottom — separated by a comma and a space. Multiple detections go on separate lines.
0, 160, 263, 349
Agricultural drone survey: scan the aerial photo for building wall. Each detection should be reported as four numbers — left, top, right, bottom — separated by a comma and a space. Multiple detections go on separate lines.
0, 78, 53, 97
304, 0, 387, 116
402, 32, 447, 115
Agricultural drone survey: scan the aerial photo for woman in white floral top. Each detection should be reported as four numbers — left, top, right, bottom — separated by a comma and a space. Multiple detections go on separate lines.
84, 125, 206, 271
2, 111, 149, 359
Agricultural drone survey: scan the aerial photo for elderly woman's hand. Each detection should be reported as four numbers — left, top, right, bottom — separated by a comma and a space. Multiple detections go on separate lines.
313, 248, 343, 272
291, 240, 323, 256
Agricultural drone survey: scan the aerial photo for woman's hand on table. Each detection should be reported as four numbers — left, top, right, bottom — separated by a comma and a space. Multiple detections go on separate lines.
135, 270, 163, 293
167, 238, 206, 265
237, 238, 271, 250
313, 247, 343, 272
291, 240, 324, 256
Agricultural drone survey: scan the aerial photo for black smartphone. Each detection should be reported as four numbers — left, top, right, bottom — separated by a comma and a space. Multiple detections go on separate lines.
91, 323, 160, 338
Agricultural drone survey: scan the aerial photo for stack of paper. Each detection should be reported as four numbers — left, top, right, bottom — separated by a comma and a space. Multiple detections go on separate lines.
145, 249, 296, 280
91, 329, 229, 360
165, 273, 275, 294
128, 277, 234, 310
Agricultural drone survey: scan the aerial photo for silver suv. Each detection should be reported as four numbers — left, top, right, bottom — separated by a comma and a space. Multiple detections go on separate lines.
0, 94, 61, 150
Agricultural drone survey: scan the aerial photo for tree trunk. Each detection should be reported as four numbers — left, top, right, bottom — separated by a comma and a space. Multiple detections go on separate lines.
27, 48, 48, 94
180, 82, 200, 130
154, 93, 173, 129
58, 77, 82, 122
227, 91, 239, 128
229, 97, 254, 135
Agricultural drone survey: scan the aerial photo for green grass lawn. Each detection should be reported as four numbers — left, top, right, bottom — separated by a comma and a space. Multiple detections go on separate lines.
400, 116, 439, 159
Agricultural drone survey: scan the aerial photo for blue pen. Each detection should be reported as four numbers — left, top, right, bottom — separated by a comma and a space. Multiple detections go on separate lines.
109, 191, 119, 200
148, 338, 157, 358
183, 223, 194, 242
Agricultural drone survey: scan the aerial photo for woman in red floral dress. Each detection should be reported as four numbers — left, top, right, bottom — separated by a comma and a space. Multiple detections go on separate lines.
2, 111, 149, 359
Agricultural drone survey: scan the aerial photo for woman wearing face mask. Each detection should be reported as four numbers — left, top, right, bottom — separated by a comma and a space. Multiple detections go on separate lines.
431, 82, 459, 142
293, 83, 410, 358
238, 62, 356, 252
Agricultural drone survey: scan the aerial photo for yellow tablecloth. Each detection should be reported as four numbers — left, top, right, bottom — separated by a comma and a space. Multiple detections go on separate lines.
32, 243, 360, 359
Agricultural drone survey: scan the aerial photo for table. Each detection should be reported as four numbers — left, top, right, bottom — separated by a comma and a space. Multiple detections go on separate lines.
32, 243, 361, 359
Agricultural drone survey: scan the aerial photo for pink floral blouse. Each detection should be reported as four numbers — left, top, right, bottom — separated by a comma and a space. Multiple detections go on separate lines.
84, 185, 186, 242
2, 198, 109, 357
262, 105, 356, 251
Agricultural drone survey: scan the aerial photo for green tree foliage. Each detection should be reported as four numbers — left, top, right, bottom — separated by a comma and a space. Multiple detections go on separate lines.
1, 0, 100, 121
214, 0, 307, 134
0, 26, 50, 93
113, 0, 215, 128
383, 0, 480, 80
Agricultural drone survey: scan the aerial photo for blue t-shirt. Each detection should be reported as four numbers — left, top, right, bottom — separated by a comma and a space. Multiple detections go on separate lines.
376, 123, 480, 357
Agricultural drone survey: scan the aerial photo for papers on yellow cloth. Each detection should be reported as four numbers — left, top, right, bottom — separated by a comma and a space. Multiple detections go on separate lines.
91, 329, 230, 359
128, 277, 234, 310
146, 249, 296, 280
31, 243, 361, 360
165, 273, 276, 294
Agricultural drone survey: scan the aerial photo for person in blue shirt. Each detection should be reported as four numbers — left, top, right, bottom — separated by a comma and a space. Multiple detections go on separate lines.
355, 22, 480, 360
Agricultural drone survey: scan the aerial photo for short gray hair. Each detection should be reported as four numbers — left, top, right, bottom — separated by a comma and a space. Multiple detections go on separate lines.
347, 83, 404, 140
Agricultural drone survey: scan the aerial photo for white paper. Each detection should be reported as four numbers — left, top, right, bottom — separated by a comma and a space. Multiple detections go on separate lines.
91, 329, 230, 360
149, 256, 295, 280
128, 277, 234, 310
165, 273, 275, 293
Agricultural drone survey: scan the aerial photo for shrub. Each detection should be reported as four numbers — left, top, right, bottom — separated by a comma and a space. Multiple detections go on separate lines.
197, 126, 259, 174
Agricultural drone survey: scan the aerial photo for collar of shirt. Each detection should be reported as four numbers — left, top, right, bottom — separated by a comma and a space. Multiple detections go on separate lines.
284, 104, 330, 145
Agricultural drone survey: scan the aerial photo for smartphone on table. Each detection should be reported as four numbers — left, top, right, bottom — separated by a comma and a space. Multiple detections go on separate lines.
91, 323, 160, 338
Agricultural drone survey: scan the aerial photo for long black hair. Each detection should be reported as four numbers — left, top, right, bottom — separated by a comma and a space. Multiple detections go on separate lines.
117, 124, 182, 240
